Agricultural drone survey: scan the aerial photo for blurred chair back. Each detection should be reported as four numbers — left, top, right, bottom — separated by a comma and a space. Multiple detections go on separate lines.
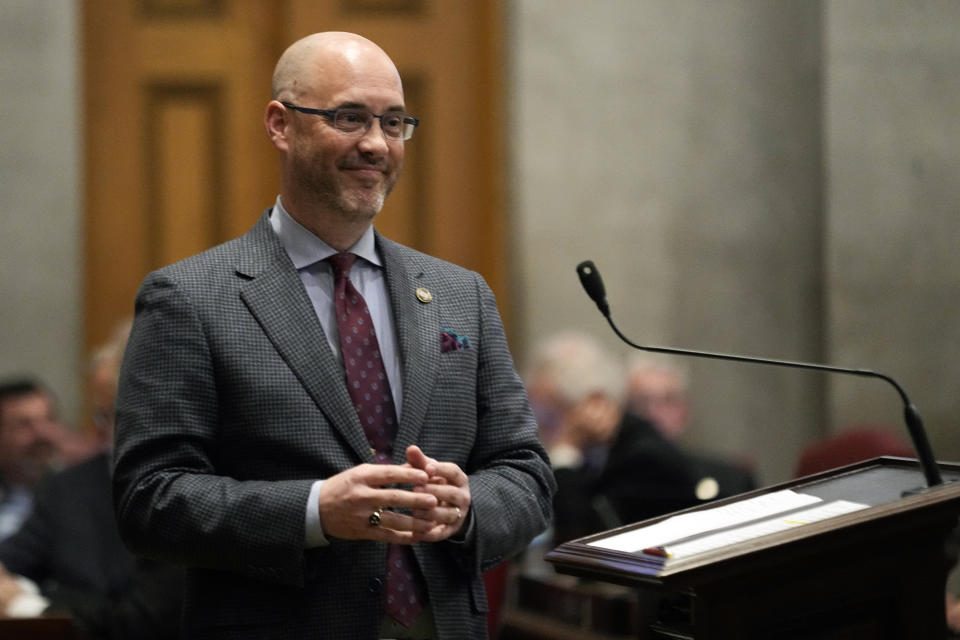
794, 425, 915, 477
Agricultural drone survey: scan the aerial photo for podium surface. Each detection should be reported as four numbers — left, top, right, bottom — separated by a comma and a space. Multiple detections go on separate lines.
547, 457, 960, 639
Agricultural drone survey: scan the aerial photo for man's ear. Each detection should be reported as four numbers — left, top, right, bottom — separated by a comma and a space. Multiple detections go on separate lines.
264, 100, 290, 151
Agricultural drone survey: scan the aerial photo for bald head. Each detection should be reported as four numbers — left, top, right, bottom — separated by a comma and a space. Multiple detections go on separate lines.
272, 32, 402, 103
263, 31, 408, 249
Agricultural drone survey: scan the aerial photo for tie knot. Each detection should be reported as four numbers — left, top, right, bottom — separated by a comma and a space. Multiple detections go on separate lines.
327, 252, 357, 281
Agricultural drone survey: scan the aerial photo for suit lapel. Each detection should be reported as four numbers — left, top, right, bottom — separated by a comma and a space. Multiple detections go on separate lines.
237, 215, 372, 463
378, 235, 441, 462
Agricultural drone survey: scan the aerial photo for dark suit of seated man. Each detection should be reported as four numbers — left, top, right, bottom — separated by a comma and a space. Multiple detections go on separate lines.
626, 353, 756, 504
0, 452, 182, 639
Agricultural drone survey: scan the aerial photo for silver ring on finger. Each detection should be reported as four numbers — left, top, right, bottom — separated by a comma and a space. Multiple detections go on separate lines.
369, 509, 383, 527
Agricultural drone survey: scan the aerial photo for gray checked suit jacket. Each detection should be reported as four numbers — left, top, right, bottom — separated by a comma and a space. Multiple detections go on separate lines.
113, 212, 555, 640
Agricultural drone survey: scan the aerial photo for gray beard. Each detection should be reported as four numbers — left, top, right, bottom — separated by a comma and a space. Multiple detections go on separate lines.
294, 166, 392, 224
338, 185, 387, 222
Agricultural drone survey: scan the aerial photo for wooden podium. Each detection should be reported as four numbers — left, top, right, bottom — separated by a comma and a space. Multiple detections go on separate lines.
546, 457, 960, 639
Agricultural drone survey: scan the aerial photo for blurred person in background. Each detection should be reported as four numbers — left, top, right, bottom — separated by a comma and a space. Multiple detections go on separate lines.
0, 320, 182, 639
626, 353, 756, 501
0, 379, 64, 540
526, 332, 707, 545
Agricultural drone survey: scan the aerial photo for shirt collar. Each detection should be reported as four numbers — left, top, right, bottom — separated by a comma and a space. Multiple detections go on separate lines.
269, 196, 381, 270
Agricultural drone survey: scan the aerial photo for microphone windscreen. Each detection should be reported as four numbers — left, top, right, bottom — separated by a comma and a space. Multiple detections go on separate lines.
577, 260, 610, 316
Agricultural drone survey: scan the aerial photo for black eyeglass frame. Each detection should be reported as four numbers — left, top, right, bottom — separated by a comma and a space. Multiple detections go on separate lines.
280, 101, 420, 141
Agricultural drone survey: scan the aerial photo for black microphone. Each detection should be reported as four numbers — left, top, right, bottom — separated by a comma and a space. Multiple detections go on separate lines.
577, 260, 610, 317
575, 259, 944, 488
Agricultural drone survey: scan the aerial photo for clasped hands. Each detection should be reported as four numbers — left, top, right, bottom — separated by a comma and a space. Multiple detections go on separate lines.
317, 445, 470, 544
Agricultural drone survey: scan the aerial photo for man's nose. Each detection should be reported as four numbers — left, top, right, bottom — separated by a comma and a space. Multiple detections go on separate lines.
357, 119, 391, 153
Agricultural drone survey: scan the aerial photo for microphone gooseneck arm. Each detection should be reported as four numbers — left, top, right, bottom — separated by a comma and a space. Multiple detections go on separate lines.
576, 260, 943, 488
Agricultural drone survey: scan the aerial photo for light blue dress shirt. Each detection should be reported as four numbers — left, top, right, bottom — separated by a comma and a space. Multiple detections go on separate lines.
0, 485, 33, 542
269, 197, 403, 547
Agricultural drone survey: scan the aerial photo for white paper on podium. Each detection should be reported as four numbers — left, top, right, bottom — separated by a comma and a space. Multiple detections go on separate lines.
587, 489, 833, 554
663, 499, 869, 558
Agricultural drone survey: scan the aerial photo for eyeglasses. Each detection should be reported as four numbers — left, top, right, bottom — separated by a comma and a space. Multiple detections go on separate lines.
281, 101, 420, 141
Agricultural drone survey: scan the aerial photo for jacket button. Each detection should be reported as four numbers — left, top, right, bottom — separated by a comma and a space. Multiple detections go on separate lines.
368, 577, 384, 593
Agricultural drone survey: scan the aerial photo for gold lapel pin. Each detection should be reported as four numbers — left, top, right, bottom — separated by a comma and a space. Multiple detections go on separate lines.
416, 287, 433, 303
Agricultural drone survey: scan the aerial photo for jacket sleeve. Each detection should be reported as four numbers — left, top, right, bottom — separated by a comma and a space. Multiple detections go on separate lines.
447, 272, 556, 575
113, 272, 315, 587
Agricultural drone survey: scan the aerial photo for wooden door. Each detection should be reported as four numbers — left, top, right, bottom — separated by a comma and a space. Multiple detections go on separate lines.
83, 0, 508, 351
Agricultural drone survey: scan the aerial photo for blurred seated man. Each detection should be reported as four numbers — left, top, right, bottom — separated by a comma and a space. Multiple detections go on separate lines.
626, 353, 757, 501
527, 332, 713, 545
0, 379, 65, 541
0, 321, 182, 639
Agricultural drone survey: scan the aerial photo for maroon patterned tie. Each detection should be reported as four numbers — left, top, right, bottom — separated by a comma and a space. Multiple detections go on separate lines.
327, 252, 425, 627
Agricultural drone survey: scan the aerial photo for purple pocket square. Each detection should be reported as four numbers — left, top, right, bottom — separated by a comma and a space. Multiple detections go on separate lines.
440, 329, 471, 353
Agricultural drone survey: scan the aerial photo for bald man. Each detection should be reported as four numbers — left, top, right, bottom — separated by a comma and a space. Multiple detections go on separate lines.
113, 32, 554, 640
